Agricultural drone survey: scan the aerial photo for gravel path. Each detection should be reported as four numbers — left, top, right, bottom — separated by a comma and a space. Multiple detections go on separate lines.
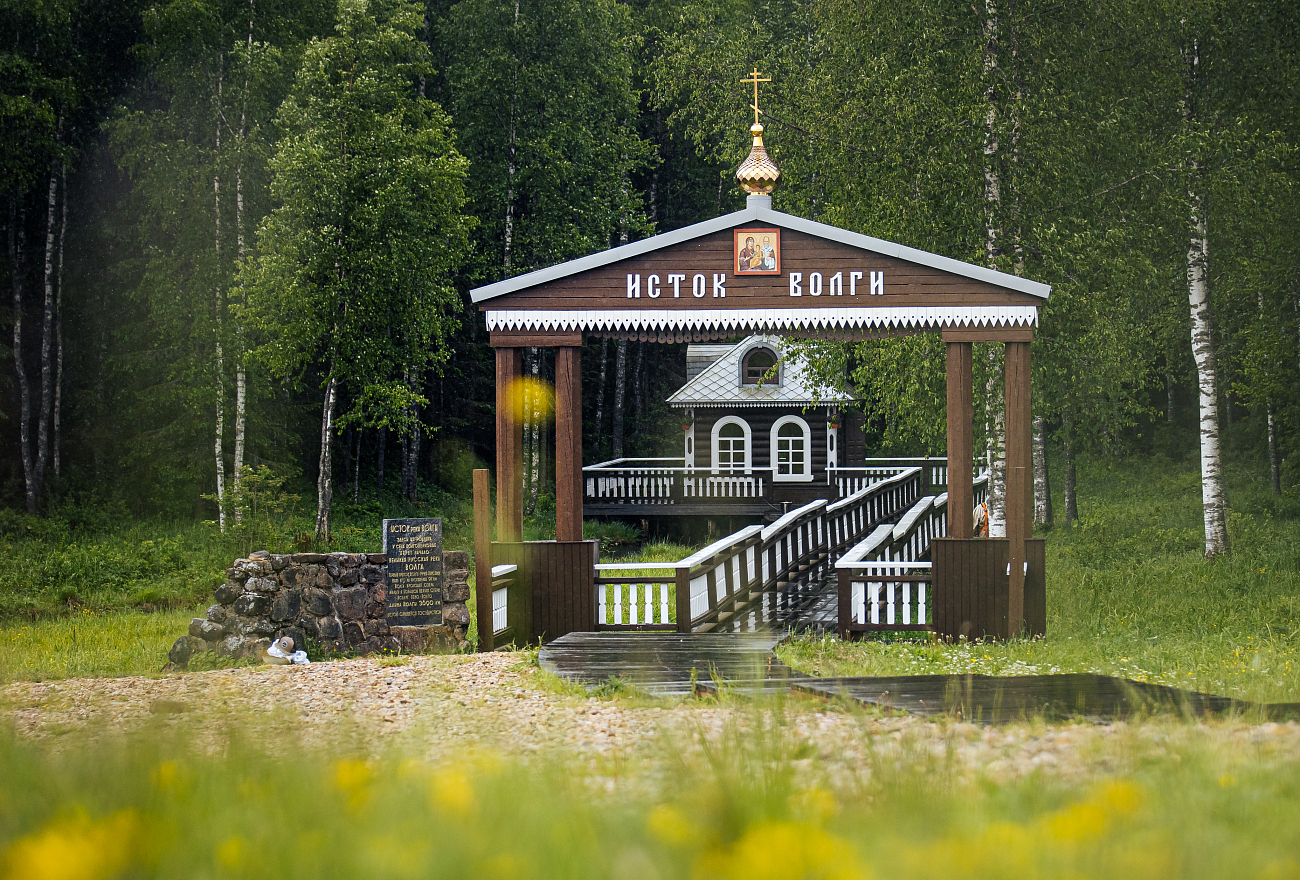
5, 654, 1300, 786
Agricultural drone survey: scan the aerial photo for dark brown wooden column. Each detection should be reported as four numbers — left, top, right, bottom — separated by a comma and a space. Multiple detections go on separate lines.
554, 345, 583, 542
495, 347, 523, 543
472, 468, 494, 651
945, 340, 974, 538
1004, 340, 1033, 635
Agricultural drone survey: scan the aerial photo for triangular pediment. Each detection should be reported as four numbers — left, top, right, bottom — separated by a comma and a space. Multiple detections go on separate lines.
473, 200, 1048, 335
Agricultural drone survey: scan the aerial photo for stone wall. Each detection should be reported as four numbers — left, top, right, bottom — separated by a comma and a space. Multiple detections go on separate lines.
168, 549, 470, 667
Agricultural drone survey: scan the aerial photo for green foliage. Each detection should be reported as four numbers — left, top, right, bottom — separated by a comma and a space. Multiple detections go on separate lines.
245, 0, 471, 419
781, 453, 1300, 705
203, 465, 303, 557
440, 0, 653, 281
4, 704, 1300, 879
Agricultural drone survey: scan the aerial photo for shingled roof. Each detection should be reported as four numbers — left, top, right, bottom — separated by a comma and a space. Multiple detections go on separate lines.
666, 336, 853, 409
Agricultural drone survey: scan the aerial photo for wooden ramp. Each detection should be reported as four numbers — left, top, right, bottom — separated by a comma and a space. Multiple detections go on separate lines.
794, 673, 1300, 723
539, 632, 807, 696
541, 638, 1300, 722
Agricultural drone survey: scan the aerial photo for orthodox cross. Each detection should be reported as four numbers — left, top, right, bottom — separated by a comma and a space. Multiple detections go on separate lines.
740, 68, 771, 125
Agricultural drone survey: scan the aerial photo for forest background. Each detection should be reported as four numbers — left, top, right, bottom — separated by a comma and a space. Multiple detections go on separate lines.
3, 0, 1298, 556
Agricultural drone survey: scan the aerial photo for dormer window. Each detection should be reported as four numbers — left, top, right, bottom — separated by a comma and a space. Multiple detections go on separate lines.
742, 348, 779, 385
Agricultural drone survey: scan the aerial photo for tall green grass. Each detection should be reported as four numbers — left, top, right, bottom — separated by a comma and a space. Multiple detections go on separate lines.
0, 608, 212, 682
781, 455, 1300, 704
1, 710, 1299, 879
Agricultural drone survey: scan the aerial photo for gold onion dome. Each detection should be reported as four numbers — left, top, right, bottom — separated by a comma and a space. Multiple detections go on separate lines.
736, 122, 781, 195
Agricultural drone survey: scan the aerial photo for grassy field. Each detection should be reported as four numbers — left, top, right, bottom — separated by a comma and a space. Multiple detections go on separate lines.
3, 454, 1299, 701
779, 455, 1300, 705
1, 709, 1299, 879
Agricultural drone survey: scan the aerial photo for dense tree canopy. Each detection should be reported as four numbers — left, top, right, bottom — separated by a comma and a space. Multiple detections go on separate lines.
1, 0, 1297, 551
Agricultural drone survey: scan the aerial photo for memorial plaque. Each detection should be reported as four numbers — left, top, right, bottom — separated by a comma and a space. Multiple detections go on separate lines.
383, 518, 444, 626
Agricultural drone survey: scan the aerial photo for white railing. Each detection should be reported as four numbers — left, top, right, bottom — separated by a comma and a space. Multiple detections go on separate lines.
490, 564, 517, 636
682, 473, 765, 498
830, 457, 950, 498
584, 458, 771, 504
594, 562, 676, 628
591, 467, 928, 633
835, 490, 952, 632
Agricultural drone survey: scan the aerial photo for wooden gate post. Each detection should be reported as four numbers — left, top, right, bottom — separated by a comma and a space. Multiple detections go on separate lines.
1004, 341, 1032, 635
495, 347, 523, 543
944, 339, 974, 538
473, 468, 493, 651
555, 345, 583, 543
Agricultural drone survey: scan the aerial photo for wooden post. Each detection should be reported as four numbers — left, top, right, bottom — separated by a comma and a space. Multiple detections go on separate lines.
473, 468, 493, 651
495, 347, 523, 543
1004, 341, 1032, 636
945, 340, 974, 538
675, 565, 691, 634
555, 345, 583, 542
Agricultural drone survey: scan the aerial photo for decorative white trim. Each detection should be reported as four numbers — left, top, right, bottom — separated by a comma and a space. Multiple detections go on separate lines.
486, 306, 1037, 333
771, 415, 813, 482
711, 416, 752, 475
470, 204, 1051, 302
826, 420, 838, 470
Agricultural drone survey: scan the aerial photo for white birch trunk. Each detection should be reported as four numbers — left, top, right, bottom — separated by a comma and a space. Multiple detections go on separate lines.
10, 203, 36, 514
526, 347, 541, 514
1187, 181, 1228, 554
213, 54, 226, 531
981, 0, 1006, 537
233, 12, 252, 520
593, 338, 609, 453
1032, 414, 1050, 527
612, 339, 627, 458
315, 375, 338, 540
35, 151, 58, 507
53, 162, 66, 481
984, 353, 1007, 537
502, 0, 520, 276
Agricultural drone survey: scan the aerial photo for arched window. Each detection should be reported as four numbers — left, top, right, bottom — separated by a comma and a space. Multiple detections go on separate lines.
711, 417, 751, 474
770, 416, 812, 482
741, 347, 779, 385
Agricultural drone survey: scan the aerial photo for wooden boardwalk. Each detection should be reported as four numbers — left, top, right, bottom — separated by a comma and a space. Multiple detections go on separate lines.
794, 673, 1280, 723
539, 632, 807, 696
541, 634, 1300, 721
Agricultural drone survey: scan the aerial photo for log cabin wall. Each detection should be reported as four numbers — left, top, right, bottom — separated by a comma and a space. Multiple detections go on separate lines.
690, 407, 830, 479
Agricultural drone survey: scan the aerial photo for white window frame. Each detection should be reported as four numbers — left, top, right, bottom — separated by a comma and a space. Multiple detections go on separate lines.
771, 415, 813, 482
711, 416, 752, 475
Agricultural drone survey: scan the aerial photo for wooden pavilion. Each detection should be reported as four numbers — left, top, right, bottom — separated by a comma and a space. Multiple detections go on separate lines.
470, 86, 1050, 642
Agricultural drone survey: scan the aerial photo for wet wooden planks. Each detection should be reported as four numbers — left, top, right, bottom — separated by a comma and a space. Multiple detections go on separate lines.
539, 632, 805, 696
793, 673, 1288, 723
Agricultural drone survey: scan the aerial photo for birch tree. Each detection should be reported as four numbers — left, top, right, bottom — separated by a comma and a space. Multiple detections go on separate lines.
245, 0, 470, 539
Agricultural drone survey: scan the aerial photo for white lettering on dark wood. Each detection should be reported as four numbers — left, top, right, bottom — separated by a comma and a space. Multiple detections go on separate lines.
383, 517, 444, 626
626, 269, 884, 301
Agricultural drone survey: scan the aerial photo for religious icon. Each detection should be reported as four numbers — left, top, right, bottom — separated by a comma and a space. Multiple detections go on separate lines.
733, 228, 781, 275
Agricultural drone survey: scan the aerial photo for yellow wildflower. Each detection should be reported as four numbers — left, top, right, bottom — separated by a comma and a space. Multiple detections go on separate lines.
333, 759, 375, 811
646, 804, 693, 846
2, 810, 140, 880
693, 821, 870, 880
429, 768, 474, 815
